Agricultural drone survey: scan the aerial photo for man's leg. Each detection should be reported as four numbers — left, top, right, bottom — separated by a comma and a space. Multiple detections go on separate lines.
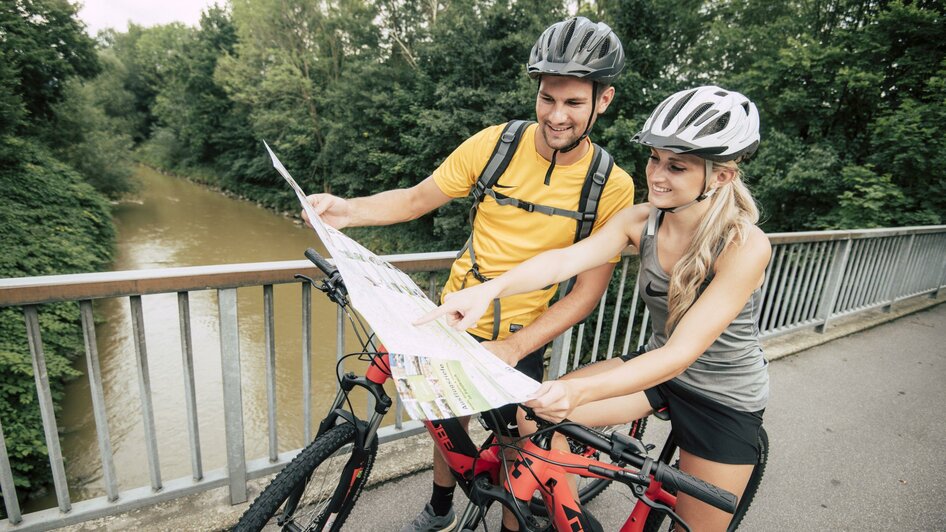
429, 416, 470, 514
402, 416, 469, 532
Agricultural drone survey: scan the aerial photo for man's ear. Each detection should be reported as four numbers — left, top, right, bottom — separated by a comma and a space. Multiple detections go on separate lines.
596, 85, 616, 114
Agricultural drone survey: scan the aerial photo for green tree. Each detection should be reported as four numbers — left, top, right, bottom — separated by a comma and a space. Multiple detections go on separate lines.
0, 138, 114, 502
0, 0, 99, 133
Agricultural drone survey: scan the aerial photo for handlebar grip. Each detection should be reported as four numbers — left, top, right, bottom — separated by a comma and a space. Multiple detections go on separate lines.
653, 461, 738, 513
304, 248, 338, 278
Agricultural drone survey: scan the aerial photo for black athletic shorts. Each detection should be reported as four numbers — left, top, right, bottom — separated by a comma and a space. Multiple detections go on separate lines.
644, 378, 764, 465
473, 336, 545, 438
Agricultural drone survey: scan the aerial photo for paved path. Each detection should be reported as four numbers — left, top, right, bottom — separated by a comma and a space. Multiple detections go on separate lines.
349, 303, 946, 531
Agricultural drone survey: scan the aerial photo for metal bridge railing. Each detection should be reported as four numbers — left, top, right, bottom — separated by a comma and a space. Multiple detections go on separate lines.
0, 225, 943, 530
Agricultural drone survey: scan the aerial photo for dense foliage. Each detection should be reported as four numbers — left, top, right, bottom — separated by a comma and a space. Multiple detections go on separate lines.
0, 0, 119, 501
102, 0, 944, 246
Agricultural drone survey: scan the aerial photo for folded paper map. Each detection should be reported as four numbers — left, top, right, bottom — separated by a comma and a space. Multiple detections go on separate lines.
265, 142, 540, 420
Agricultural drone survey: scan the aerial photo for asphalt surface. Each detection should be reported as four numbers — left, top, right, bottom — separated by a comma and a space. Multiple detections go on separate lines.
346, 303, 946, 531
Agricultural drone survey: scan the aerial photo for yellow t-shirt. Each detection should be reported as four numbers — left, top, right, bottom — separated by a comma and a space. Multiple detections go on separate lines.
433, 123, 635, 340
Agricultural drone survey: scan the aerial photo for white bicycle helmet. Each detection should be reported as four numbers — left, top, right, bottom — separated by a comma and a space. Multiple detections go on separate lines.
632, 86, 760, 212
633, 86, 760, 162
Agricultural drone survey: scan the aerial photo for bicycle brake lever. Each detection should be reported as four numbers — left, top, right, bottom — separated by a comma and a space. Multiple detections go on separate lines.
638, 494, 691, 532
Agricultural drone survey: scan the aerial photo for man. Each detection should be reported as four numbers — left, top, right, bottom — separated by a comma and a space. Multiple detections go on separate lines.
304, 17, 634, 532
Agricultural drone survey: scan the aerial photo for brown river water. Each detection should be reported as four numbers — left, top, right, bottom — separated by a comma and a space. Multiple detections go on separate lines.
35, 166, 388, 508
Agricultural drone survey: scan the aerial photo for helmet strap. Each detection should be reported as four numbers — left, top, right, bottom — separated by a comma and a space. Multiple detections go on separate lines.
544, 82, 599, 186
657, 159, 717, 214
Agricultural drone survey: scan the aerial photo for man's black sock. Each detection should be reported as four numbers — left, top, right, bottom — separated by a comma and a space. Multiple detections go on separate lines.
429, 482, 455, 516
500, 524, 518, 532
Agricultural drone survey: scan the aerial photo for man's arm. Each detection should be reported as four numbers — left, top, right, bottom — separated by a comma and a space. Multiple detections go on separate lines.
486, 261, 616, 365
304, 175, 452, 229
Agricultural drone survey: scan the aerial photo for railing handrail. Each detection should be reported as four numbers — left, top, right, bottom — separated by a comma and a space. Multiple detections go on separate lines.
5, 224, 946, 307
0, 252, 460, 307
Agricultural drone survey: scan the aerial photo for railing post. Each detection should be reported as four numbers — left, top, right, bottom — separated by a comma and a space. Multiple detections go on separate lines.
80, 300, 119, 500
302, 282, 312, 444
263, 285, 278, 462
931, 237, 946, 299
883, 235, 915, 312
218, 288, 247, 504
130, 296, 162, 491
23, 306, 71, 512
0, 414, 22, 524
176, 293, 203, 481
548, 327, 572, 379
815, 239, 853, 333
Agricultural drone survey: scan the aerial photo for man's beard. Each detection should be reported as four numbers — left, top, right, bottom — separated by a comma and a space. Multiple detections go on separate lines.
541, 123, 583, 151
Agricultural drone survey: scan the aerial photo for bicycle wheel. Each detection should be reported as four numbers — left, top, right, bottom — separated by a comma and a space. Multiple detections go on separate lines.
642, 426, 768, 532
528, 415, 648, 516
234, 423, 378, 532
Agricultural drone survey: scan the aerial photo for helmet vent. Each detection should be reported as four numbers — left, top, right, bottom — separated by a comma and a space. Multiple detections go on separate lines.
741, 101, 750, 115
697, 112, 730, 137
682, 103, 712, 129
562, 19, 577, 54
663, 89, 697, 129
578, 30, 594, 52
715, 91, 728, 97
598, 37, 610, 58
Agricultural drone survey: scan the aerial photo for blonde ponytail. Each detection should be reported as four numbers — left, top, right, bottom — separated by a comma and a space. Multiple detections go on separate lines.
665, 162, 759, 334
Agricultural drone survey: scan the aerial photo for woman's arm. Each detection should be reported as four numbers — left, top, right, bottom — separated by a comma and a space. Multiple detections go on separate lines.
526, 226, 772, 421
415, 205, 640, 331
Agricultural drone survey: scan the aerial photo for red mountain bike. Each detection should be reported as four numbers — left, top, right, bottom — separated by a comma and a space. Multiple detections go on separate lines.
233, 249, 767, 531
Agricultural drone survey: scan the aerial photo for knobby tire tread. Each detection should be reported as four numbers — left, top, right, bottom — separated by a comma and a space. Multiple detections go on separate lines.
233, 423, 376, 532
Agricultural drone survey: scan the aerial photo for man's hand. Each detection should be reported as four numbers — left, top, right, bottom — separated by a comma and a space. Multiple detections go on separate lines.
524, 380, 578, 423
302, 193, 351, 229
481, 339, 522, 367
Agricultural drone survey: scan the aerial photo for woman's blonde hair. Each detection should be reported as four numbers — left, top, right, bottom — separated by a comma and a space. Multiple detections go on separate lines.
665, 161, 759, 334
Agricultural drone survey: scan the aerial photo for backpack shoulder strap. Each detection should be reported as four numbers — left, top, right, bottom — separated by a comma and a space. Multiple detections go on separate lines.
573, 143, 614, 242
470, 120, 533, 204
559, 144, 615, 299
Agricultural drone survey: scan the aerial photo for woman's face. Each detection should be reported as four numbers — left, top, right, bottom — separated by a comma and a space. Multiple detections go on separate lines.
645, 148, 708, 208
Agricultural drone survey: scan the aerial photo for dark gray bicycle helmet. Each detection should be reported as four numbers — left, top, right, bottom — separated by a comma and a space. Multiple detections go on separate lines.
528, 17, 625, 84
528, 17, 625, 183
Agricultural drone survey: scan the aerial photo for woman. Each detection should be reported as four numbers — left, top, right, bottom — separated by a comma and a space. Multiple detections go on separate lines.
417, 85, 770, 530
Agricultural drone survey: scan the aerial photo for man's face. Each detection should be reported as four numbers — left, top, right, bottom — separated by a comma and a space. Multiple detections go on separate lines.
535, 76, 609, 151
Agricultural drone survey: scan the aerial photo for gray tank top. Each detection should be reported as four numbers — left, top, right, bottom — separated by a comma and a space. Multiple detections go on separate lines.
639, 208, 769, 412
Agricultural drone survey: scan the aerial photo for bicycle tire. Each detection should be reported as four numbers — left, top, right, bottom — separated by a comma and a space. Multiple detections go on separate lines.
641, 426, 768, 532
234, 423, 378, 532
528, 415, 648, 516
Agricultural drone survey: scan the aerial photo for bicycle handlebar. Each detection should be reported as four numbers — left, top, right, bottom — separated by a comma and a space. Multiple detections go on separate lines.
305, 248, 338, 278
651, 459, 738, 512
554, 422, 737, 513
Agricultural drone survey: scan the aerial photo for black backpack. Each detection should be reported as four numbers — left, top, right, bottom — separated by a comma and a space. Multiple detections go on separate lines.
457, 120, 615, 339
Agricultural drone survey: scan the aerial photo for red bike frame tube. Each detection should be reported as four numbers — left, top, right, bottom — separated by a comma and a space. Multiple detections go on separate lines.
621, 480, 677, 531
505, 440, 629, 531
366, 352, 392, 384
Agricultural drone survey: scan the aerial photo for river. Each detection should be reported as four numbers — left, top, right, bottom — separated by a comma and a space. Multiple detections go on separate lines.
45, 166, 384, 506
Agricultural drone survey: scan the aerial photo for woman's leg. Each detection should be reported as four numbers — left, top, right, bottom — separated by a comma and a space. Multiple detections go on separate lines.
674, 450, 754, 532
